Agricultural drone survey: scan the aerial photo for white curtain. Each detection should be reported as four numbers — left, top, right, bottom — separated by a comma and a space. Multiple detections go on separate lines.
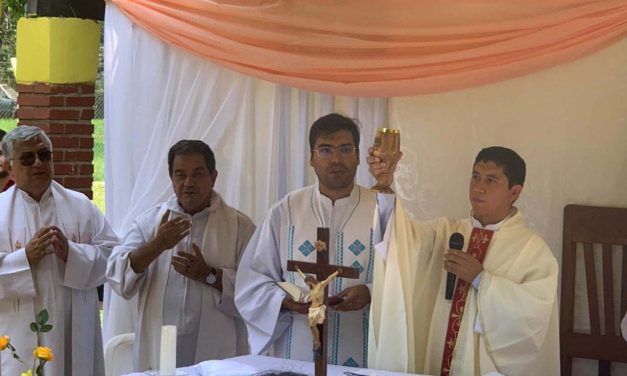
104, 5, 385, 230
105, 3, 627, 374
102, 3, 386, 343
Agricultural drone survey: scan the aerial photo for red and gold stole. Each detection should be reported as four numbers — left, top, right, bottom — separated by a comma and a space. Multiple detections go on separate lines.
440, 227, 494, 376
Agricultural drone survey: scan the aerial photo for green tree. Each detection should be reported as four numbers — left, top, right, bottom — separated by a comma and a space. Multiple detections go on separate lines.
0, 0, 27, 86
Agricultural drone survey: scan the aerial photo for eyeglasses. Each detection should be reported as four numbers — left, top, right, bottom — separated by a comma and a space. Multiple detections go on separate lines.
312, 145, 357, 159
13, 150, 53, 166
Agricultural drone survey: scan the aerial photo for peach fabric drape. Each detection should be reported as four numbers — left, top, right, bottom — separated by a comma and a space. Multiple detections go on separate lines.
110, 0, 627, 96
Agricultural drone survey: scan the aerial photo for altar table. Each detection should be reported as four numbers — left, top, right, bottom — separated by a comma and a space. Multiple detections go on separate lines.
123, 354, 425, 376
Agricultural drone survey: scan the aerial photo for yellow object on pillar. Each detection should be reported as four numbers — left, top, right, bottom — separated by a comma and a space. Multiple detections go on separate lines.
16, 17, 101, 84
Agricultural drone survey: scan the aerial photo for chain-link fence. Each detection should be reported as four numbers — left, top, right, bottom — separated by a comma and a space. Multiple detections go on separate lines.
0, 84, 17, 118
0, 59, 18, 138
92, 32, 105, 210
0, 3, 18, 123
94, 81, 104, 181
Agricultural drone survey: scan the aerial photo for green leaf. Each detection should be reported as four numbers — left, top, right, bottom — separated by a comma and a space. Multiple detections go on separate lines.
36, 309, 49, 325
30, 322, 39, 332
36, 360, 46, 376
40, 324, 53, 333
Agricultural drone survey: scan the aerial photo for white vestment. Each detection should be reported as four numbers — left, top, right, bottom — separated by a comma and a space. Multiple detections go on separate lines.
0, 182, 118, 376
106, 193, 255, 372
368, 198, 560, 376
235, 183, 376, 368
102, 279, 138, 344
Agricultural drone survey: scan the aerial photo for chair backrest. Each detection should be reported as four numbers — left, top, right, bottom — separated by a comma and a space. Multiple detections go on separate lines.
104, 332, 135, 376
561, 204, 627, 376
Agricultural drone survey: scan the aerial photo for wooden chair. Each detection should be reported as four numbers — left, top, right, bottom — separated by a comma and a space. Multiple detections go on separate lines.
561, 204, 627, 375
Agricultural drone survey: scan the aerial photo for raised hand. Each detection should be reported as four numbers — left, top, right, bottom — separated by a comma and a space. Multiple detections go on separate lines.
154, 210, 191, 251
367, 147, 403, 191
129, 210, 192, 273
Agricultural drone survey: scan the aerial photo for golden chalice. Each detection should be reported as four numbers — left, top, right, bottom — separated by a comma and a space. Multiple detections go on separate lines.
371, 128, 400, 193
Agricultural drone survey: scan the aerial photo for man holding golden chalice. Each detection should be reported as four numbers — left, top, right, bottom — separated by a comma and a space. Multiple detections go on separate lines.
369, 128, 402, 194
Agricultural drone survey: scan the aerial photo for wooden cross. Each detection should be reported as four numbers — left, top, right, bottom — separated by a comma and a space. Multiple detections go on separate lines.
287, 227, 359, 376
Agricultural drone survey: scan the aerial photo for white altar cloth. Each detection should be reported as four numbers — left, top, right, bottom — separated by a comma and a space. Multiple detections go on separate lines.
123, 354, 424, 376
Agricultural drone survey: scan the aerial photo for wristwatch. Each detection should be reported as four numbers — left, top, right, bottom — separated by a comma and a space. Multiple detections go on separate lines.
206, 268, 218, 285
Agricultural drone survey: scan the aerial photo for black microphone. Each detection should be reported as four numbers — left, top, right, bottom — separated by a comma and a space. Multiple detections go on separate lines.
445, 232, 464, 300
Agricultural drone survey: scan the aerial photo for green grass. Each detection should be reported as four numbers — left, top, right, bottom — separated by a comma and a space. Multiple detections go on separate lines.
0, 118, 106, 213
0, 118, 16, 132
92, 119, 105, 212
92, 119, 104, 181
92, 181, 105, 213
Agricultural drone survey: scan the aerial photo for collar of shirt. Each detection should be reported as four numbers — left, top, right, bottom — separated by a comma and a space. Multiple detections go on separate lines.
18, 184, 53, 205
470, 207, 518, 231
314, 180, 359, 208
163, 191, 223, 219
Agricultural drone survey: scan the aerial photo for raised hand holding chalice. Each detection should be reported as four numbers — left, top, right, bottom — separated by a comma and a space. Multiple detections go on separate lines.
370, 128, 401, 194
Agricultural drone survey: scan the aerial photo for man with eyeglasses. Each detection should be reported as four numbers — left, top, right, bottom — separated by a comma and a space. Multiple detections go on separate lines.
235, 113, 376, 368
0, 125, 119, 376
107, 140, 256, 371
0, 129, 15, 192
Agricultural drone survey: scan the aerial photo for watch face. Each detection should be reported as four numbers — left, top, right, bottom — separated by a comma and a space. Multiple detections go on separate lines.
206, 273, 217, 285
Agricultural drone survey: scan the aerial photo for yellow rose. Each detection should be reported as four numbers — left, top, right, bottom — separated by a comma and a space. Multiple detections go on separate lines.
33, 346, 54, 361
21, 370, 33, 376
0, 335, 9, 350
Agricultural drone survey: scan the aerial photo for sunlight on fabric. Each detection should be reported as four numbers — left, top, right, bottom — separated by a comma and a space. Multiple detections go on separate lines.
110, 0, 627, 96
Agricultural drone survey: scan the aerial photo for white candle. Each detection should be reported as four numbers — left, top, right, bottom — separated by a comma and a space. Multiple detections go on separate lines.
160, 325, 177, 375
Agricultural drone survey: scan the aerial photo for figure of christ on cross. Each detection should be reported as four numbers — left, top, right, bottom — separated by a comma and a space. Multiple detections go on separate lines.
286, 228, 359, 376
295, 265, 339, 352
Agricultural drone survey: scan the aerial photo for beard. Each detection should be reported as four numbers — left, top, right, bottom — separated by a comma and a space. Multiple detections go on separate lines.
0, 170, 8, 179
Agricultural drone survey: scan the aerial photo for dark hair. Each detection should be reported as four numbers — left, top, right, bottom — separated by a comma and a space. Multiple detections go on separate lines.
0, 129, 5, 141
474, 146, 526, 188
167, 140, 216, 176
308, 113, 360, 150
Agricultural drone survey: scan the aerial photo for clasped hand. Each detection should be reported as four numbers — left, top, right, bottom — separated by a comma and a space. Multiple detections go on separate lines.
26, 226, 69, 265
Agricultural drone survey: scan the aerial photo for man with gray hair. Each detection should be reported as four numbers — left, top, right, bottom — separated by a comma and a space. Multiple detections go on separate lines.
0, 128, 14, 192
0, 126, 118, 376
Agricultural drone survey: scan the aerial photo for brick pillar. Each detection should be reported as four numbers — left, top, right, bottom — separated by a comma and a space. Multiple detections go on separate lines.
16, 83, 96, 198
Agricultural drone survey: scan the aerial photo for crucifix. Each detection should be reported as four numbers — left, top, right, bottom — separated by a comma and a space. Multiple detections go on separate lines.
287, 227, 359, 376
